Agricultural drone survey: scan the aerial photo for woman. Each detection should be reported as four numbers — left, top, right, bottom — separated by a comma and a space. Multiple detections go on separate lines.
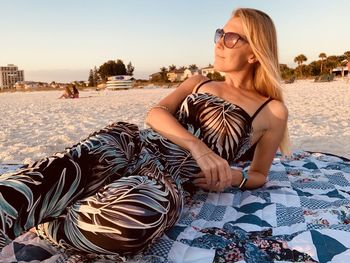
0, 8, 288, 259
72, 85, 79, 98
58, 85, 74, 99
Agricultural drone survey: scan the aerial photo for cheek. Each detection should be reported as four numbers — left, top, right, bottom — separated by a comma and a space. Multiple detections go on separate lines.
215, 50, 248, 71
228, 49, 249, 62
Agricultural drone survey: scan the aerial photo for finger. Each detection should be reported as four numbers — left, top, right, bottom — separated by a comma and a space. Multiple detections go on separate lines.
194, 171, 205, 178
218, 164, 226, 191
225, 162, 233, 189
201, 162, 213, 187
212, 182, 221, 192
194, 182, 206, 188
200, 185, 211, 191
195, 157, 211, 185
214, 181, 221, 192
193, 177, 207, 184
221, 162, 231, 190
210, 162, 219, 188
226, 164, 232, 189
216, 159, 228, 191
194, 182, 211, 190
197, 153, 220, 188
202, 168, 211, 186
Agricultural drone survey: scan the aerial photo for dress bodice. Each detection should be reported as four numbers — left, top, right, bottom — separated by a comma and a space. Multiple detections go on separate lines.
176, 92, 254, 162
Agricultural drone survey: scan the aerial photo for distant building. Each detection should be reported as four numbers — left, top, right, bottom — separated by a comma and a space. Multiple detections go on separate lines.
183, 68, 199, 79
332, 66, 348, 77
167, 69, 185, 82
200, 66, 225, 77
14, 81, 49, 90
148, 66, 225, 83
149, 72, 162, 81
0, 64, 24, 90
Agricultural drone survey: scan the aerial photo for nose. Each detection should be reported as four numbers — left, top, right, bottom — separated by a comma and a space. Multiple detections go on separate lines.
215, 36, 224, 50
215, 38, 224, 49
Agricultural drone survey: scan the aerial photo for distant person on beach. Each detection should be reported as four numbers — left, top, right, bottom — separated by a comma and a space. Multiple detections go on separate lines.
72, 85, 79, 98
0, 8, 289, 260
58, 85, 73, 99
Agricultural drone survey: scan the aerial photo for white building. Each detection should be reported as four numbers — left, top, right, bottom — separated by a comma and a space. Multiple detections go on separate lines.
167, 69, 185, 82
183, 68, 199, 79
332, 66, 349, 77
149, 66, 224, 83
0, 64, 24, 90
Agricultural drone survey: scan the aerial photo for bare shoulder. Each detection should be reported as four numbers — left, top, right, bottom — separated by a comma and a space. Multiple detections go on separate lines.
267, 100, 288, 121
188, 74, 209, 83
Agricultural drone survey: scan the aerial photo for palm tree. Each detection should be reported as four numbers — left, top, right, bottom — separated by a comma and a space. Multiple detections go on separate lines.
168, 65, 177, 71
294, 54, 307, 66
319, 53, 327, 74
188, 64, 198, 71
294, 54, 307, 77
160, 67, 168, 81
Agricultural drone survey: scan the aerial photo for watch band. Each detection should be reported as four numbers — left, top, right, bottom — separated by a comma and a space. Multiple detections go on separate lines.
238, 170, 248, 189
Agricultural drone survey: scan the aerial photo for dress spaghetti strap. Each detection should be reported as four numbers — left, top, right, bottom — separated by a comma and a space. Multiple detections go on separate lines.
193, 79, 212, 93
251, 98, 274, 121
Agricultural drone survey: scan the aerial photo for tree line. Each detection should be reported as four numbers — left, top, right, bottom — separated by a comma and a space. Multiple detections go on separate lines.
88, 59, 135, 87
153, 64, 225, 82
88, 51, 350, 87
154, 64, 199, 82
281, 51, 350, 79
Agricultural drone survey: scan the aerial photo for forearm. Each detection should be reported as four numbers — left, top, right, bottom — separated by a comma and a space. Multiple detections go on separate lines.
231, 169, 267, 190
145, 108, 204, 152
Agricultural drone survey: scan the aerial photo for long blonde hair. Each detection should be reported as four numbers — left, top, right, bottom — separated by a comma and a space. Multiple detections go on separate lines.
233, 8, 290, 156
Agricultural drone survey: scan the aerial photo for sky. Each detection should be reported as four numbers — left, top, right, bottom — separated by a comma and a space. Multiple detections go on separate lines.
0, 0, 349, 82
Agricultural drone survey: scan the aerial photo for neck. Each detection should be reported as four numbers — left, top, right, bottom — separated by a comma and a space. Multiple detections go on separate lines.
224, 71, 255, 91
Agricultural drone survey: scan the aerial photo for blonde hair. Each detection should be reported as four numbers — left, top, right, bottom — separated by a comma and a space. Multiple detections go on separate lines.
233, 8, 290, 156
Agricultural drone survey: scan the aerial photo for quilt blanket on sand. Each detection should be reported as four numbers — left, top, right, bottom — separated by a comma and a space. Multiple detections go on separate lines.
1, 151, 350, 263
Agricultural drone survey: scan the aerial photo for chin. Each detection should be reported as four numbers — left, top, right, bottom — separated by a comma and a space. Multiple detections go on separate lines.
213, 61, 227, 73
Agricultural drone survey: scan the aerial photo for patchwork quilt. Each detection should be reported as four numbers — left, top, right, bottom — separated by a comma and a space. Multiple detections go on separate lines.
1, 151, 350, 263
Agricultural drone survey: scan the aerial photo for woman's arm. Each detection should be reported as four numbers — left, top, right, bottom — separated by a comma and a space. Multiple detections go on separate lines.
193, 100, 288, 191
233, 100, 289, 189
146, 75, 232, 190
145, 75, 207, 151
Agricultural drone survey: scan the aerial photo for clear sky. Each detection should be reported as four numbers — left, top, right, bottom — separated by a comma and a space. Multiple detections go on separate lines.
0, 0, 349, 82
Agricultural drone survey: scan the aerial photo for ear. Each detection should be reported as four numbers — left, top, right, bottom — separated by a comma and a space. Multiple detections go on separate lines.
248, 54, 258, 64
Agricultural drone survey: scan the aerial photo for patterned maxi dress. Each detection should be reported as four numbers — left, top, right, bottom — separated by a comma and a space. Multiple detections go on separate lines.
0, 81, 272, 257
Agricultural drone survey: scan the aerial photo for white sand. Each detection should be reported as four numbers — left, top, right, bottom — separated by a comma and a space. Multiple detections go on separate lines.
0, 79, 349, 164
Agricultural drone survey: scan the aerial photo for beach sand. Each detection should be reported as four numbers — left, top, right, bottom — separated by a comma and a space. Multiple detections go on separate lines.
0, 79, 349, 164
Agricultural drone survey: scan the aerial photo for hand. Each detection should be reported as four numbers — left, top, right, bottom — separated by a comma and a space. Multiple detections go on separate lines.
190, 141, 232, 191
193, 167, 243, 191
193, 171, 220, 191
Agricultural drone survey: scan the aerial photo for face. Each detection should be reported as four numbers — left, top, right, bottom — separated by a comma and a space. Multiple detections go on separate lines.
214, 16, 255, 73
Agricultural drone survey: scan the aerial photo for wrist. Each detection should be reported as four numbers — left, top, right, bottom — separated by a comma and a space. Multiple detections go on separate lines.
188, 138, 207, 155
230, 168, 243, 187
238, 170, 249, 189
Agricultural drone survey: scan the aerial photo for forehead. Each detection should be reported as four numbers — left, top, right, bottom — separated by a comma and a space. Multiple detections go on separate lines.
223, 16, 244, 34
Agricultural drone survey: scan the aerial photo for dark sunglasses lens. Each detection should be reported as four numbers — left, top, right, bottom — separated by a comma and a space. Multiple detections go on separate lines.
224, 32, 240, 48
214, 29, 223, 43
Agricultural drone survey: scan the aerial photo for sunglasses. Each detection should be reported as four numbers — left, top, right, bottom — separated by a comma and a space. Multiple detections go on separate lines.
214, 28, 247, 49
